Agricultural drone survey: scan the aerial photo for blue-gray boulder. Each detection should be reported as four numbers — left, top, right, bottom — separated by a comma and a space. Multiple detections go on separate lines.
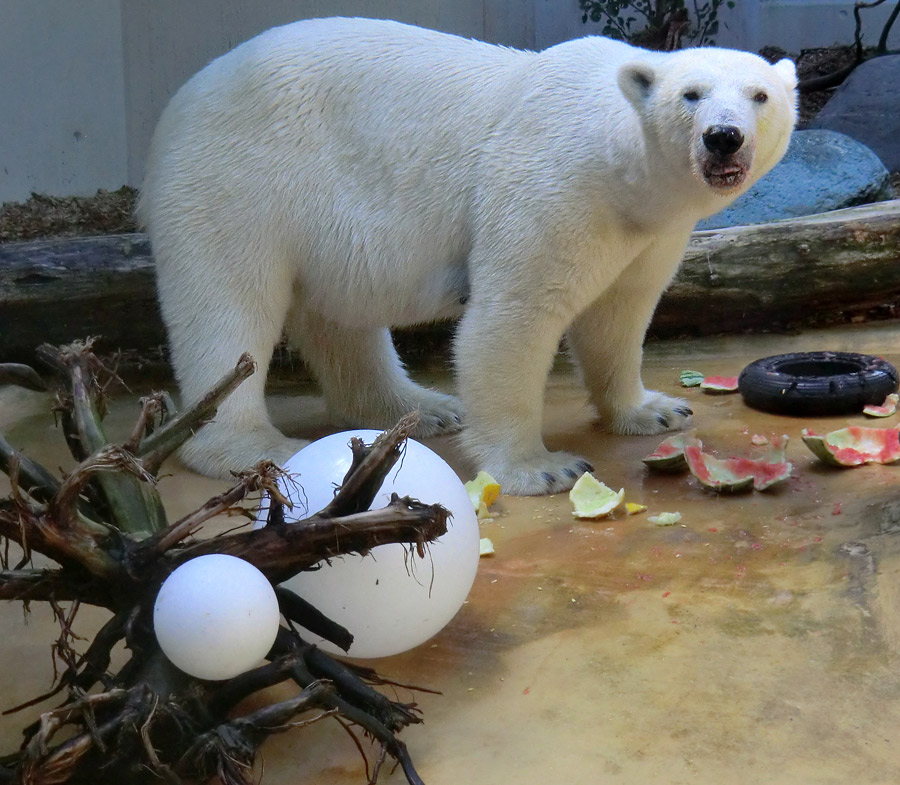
696, 129, 893, 230
808, 55, 900, 173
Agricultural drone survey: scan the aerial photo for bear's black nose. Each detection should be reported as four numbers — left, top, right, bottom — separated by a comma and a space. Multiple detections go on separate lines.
702, 125, 744, 156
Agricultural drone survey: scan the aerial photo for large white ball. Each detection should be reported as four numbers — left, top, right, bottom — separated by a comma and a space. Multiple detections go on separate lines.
256, 431, 480, 658
153, 554, 281, 680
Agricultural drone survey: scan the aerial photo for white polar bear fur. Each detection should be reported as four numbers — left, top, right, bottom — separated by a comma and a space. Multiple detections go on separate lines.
139, 17, 797, 495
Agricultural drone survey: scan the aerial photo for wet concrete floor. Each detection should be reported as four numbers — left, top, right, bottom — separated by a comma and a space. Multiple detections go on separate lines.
2, 323, 900, 784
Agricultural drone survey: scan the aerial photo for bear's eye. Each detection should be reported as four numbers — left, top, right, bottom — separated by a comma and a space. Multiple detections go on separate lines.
683, 90, 700, 102
753, 91, 769, 104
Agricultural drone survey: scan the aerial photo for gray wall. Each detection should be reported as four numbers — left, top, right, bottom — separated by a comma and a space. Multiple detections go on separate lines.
119, 0, 535, 188
715, 0, 900, 53
2, 0, 898, 203
540, 0, 900, 52
1, 1, 128, 201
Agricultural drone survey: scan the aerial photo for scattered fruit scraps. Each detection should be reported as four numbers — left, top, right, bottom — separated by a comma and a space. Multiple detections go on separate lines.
641, 431, 699, 472
645, 433, 792, 491
465, 471, 502, 520
569, 473, 624, 519
801, 426, 900, 466
684, 440, 792, 492
649, 512, 682, 526
700, 375, 739, 393
479, 538, 495, 557
625, 502, 647, 515
680, 370, 705, 387
683, 445, 753, 491
679, 369, 739, 393
863, 393, 899, 418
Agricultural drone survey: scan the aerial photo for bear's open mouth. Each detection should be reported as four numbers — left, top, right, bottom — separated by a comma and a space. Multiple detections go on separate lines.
703, 162, 747, 190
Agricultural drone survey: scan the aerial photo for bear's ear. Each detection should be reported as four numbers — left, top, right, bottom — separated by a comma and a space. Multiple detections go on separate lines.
772, 58, 798, 91
617, 61, 656, 108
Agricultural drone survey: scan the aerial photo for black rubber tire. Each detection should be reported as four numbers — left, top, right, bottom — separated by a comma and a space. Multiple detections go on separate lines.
738, 351, 899, 416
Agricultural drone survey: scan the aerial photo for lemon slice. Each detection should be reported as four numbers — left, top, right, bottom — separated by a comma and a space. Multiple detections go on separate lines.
465, 471, 501, 518
569, 472, 624, 519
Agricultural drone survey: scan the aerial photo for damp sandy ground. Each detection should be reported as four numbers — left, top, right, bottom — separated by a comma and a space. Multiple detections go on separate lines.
2, 323, 900, 784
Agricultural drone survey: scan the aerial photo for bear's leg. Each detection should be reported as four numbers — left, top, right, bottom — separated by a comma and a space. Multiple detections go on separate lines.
568, 237, 693, 435
283, 307, 463, 437
455, 302, 593, 496
160, 258, 308, 478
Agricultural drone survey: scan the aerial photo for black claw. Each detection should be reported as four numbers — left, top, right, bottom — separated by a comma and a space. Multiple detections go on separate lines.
675, 406, 693, 417
564, 468, 578, 479
542, 472, 556, 488
436, 419, 446, 430
576, 459, 594, 474
453, 414, 462, 424
657, 414, 669, 428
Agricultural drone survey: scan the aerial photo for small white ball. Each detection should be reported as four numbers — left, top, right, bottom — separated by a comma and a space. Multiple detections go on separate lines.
257, 431, 480, 658
154, 554, 281, 680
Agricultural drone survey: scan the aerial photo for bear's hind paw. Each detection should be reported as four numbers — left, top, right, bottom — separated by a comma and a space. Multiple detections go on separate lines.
610, 391, 693, 436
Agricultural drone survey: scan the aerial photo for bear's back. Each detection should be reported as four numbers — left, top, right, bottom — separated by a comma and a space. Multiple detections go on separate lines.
169, 18, 530, 139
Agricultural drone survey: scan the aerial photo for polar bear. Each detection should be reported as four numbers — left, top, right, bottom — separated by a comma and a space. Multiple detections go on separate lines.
138, 17, 796, 495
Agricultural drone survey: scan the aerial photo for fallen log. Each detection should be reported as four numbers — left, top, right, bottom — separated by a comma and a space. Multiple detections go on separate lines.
2, 201, 900, 358
0, 234, 160, 358
653, 199, 900, 336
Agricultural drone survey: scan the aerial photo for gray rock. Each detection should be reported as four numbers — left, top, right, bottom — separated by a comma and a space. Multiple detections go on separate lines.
808, 54, 900, 173
697, 129, 892, 230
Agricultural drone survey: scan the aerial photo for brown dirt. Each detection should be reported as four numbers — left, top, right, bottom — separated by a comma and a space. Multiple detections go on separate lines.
759, 44, 860, 127
795, 46, 861, 126
0, 186, 138, 243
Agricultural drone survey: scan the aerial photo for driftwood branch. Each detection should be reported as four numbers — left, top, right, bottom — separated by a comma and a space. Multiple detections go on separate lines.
319, 412, 420, 518
0, 496, 123, 583
170, 496, 449, 585
141, 465, 277, 556
180, 680, 337, 785
36, 341, 168, 537
0, 341, 446, 784
281, 634, 426, 785
276, 585, 354, 652
877, 0, 900, 52
0, 435, 61, 504
0, 363, 47, 391
798, 58, 861, 93
136, 353, 256, 475
0, 569, 108, 605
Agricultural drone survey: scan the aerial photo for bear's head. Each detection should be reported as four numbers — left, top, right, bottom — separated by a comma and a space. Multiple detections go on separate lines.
617, 48, 797, 199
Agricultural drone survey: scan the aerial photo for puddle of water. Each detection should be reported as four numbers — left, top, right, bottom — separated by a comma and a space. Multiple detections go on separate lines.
2, 324, 900, 783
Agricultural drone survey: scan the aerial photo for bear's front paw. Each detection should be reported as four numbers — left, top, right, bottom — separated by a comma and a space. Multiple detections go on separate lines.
486, 450, 594, 496
609, 391, 693, 436
407, 389, 465, 438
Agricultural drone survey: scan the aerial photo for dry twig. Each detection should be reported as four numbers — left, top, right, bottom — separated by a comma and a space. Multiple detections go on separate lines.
0, 341, 441, 784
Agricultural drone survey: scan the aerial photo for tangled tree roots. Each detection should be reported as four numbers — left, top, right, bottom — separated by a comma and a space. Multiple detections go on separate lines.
0, 341, 447, 784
